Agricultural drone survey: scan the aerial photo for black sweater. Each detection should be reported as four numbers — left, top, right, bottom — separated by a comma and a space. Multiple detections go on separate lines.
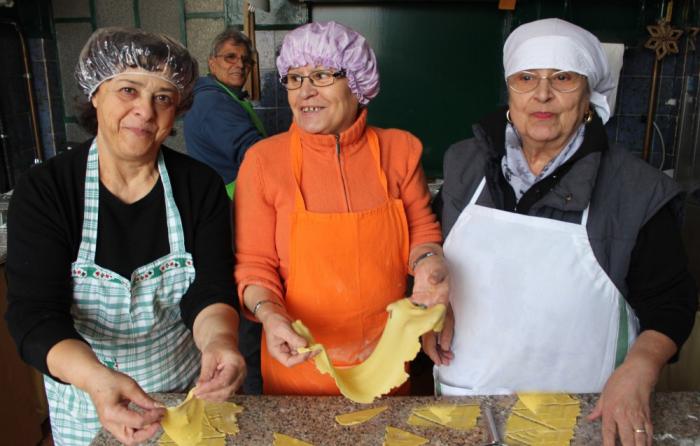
5, 141, 238, 376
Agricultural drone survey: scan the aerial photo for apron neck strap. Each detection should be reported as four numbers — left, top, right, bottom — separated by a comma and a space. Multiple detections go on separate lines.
468, 176, 591, 227
157, 150, 187, 253
290, 127, 387, 211
468, 177, 487, 206
76, 140, 186, 262
76, 140, 101, 262
580, 205, 590, 226
214, 79, 267, 137
366, 128, 389, 194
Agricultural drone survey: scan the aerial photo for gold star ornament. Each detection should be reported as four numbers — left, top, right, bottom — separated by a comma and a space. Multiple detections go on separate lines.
645, 19, 684, 60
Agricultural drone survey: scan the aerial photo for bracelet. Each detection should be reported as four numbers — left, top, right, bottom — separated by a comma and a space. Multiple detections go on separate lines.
252, 299, 283, 316
411, 251, 437, 272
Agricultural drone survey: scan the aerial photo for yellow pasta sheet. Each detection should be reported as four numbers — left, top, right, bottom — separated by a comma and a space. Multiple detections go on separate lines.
335, 406, 388, 426
407, 404, 480, 430
273, 433, 314, 445
293, 299, 446, 404
205, 401, 244, 435
505, 393, 580, 446
383, 426, 428, 446
159, 389, 244, 446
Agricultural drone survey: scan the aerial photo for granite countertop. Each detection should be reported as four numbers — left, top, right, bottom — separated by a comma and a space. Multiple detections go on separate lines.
91, 392, 700, 445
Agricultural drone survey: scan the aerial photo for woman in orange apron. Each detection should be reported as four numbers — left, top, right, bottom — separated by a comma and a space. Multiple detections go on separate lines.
234, 21, 448, 395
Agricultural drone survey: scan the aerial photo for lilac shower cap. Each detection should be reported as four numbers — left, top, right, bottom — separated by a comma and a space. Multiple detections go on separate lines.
276, 21, 380, 105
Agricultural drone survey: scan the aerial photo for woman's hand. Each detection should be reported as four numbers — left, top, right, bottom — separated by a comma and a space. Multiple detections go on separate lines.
192, 303, 247, 401
259, 309, 314, 367
410, 244, 450, 307
85, 367, 165, 446
587, 330, 677, 446
243, 284, 314, 367
195, 335, 247, 401
587, 360, 654, 446
46, 339, 164, 445
422, 304, 454, 365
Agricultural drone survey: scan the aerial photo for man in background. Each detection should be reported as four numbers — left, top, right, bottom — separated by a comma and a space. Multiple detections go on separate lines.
185, 28, 266, 394
185, 28, 266, 199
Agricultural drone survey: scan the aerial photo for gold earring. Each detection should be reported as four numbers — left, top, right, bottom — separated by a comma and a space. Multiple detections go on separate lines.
506, 109, 513, 124
584, 110, 593, 124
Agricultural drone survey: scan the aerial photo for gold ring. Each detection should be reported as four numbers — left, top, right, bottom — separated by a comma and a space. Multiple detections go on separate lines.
634, 428, 646, 434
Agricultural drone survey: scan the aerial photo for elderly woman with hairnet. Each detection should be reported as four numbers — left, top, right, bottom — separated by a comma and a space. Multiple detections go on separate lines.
426, 18, 696, 446
5, 28, 246, 445
234, 21, 448, 396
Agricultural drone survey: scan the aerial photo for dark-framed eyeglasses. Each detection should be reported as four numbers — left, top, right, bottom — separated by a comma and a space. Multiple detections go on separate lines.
507, 70, 587, 93
214, 53, 254, 66
280, 69, 347, 90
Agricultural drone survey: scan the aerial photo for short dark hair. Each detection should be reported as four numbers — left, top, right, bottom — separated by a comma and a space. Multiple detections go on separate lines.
210, 27, 253, 59
76, 99, 98, 136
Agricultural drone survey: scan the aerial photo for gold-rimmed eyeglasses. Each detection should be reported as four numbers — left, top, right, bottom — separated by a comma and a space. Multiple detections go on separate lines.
280, 69, 347, 90
507, 70, 587, 93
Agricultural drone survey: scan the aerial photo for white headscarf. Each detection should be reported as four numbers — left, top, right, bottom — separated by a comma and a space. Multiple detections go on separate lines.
503, 18, 616, 123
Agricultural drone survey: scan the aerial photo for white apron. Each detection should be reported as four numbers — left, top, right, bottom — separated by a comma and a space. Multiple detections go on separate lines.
435, 178, 639, 395
43, 141, 201, 445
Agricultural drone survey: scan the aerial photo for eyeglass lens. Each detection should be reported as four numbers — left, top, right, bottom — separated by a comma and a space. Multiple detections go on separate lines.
508, 71, 583, 93
281, 70, 344, 90
219, 53, 252, 65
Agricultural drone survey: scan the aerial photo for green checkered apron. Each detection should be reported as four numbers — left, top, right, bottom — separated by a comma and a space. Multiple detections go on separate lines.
44, 141, 201, 445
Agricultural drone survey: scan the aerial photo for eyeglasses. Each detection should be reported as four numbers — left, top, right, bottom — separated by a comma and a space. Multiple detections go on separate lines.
507, 70, 587, 93
214, 53, 253, 66
280, 69, 347, 90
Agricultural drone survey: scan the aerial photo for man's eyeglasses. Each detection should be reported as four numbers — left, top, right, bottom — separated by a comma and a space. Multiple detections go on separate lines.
507, 71, 587, 93
280, 69, 347, 90
214, 53, 254, 66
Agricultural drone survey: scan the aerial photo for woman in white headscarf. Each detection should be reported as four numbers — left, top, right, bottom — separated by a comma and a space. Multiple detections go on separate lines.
425, 18, 696, 446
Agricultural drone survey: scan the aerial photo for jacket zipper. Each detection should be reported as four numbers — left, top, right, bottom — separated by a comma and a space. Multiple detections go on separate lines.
336, 134, 351, 212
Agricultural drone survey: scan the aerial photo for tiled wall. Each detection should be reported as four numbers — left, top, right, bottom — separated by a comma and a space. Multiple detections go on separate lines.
605, 34, 699, 173
254, 30, 293, 137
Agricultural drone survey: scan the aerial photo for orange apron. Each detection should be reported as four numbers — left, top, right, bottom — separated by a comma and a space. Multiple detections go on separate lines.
261, 127, 410, 395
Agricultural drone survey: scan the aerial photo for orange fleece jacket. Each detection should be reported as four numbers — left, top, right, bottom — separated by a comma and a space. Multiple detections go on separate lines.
234, 109, 442, 310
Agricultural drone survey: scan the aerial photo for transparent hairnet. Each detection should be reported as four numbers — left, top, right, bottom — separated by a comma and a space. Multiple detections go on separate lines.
75, 27, 199, 109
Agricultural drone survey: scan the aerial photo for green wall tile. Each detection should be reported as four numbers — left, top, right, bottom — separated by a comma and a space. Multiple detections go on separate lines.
95, 0, 136, 28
